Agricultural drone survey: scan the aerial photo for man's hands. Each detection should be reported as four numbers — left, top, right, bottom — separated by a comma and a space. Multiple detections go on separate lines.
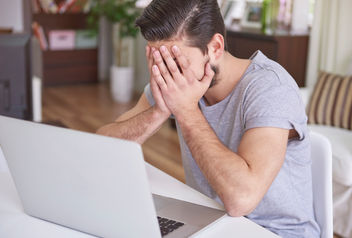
146, 46, 171, 120
150, 45, 214, 119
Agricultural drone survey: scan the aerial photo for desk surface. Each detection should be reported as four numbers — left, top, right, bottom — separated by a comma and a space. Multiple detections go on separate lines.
0, 163, 279, 238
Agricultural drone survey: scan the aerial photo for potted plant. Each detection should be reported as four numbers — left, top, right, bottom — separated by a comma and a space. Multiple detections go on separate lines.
87, 0, 139, 103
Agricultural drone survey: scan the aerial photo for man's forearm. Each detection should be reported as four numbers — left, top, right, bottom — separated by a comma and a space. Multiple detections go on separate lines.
176, 109, 254, 216
97, 107, 168, 144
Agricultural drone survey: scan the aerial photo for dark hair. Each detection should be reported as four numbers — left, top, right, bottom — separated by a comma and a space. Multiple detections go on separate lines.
135, 0, 227, 54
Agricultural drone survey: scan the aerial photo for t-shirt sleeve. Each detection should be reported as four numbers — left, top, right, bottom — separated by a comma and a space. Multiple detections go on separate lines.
242, 75, 307, 140
144, 83, 155, 106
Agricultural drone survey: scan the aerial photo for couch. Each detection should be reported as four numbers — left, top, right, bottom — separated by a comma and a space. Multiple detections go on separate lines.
300, 87, 352, 238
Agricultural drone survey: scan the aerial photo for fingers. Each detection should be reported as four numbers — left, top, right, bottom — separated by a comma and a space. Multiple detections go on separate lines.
152, 65, 168, 91
172, 45, 191, 75
159, 46, 182, 80
153, 49, 174, 86
150, 75, 162, 101
201, 63, 214, 86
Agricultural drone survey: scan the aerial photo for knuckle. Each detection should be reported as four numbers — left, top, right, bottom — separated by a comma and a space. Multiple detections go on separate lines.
182, 61, 189, 69
166, 56, 173, 63
161, 69, 169, 76
163, 52, 171, 58
158, 77, 165, 84
185, 59, 191, 67
154, 78, 160, 84
155, 75, 162, 82
169, 65, 178, 73
155, 58, 163, 64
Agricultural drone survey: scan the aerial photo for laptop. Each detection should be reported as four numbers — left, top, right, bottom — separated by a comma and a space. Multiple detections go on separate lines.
0, 116, 225, 237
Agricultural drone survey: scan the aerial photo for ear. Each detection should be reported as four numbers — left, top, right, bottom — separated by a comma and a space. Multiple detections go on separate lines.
207, 33, 225, 62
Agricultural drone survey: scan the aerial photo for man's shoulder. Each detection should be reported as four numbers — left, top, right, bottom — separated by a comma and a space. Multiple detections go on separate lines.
240, 57, 299, 101
237, 59, 304, 117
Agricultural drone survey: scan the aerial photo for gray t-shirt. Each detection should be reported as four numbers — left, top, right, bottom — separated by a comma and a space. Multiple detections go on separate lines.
144, 51, 320, 237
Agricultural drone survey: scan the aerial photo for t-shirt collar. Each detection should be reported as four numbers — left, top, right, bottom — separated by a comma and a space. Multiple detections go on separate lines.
249, 50, 267, 63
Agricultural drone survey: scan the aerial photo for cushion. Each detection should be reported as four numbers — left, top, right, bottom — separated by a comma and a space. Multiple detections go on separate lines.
309, 125, 352, 186
307, 72, 352, 130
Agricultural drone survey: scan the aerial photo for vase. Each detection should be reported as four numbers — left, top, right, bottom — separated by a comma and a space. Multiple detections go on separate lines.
110, 66, 134, 103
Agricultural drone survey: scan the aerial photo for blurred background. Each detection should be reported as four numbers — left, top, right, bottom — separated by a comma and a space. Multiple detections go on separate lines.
0, 0, 351, 237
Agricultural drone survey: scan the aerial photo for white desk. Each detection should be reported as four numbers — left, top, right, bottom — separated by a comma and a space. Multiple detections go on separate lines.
0, 163, 279, 238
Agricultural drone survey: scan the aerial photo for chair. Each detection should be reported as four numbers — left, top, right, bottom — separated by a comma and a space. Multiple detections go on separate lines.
301, 87, 352, 237
310, 132, 333, 238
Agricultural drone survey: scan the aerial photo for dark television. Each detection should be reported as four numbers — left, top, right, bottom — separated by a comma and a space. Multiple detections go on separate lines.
0, 34, 32, 120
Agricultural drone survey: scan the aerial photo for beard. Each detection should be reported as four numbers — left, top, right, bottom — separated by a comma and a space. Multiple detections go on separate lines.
209, 64, 219, 88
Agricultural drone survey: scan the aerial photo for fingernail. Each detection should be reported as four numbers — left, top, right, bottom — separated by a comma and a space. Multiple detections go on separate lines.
160, 46, 166, 52
152, 65, 158, 73
151, 47, 156, 52
172, 45, 179, 53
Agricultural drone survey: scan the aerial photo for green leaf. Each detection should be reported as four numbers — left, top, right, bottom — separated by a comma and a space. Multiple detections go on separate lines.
87, 0, 140, 39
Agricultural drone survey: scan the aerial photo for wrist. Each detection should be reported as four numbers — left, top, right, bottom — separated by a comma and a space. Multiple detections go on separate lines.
174, 107, 202, 124
151, 106, 170, 122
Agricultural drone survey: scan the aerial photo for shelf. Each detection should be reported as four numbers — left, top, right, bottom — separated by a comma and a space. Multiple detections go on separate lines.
43, 48, 97, 53
32, 10, 98, 86
42, 48, 98, 86
226, 27, 309, 41
33, 13, 90, 30
226, 30, 309, 87
43, 49, 97, 65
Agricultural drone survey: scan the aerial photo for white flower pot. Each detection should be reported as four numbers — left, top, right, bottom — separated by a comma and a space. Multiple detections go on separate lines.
110, 66, 134, 103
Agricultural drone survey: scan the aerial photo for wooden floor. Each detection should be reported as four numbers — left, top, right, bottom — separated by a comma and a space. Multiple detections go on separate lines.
42, 82, 185, 183
43, 82, 342, 238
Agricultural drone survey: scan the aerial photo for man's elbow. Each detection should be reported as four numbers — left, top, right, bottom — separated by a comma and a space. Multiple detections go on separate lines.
223, 191, 258, 217
226, 205, 254, 217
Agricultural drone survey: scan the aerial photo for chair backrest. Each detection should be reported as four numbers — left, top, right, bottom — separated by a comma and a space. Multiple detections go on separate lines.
310, 132, 333, 238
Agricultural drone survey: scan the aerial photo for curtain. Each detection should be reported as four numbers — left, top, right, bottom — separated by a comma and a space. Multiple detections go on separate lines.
306, 0, 352, 88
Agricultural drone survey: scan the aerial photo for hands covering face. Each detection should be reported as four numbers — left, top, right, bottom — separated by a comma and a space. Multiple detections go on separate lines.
145, 46, 171, 118
146, 45, 214, 119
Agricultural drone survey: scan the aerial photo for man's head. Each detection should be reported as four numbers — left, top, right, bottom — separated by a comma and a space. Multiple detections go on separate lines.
136, 0, 227, 87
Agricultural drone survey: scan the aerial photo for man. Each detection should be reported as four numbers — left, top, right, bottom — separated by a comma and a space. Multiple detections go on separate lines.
97, 0, 320, 237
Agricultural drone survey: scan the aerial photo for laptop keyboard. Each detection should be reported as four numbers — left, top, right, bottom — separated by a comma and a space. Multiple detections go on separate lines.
157, 216, 185, 237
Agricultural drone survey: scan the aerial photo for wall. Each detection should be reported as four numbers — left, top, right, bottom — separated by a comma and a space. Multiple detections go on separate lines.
98, 17, 113, 81
0, 0, 24, 33
333, 0, 352, 76
306, 0, 352, 87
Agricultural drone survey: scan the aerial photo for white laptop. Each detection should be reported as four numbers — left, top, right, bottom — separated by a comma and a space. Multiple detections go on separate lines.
0, 116, 225, 238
